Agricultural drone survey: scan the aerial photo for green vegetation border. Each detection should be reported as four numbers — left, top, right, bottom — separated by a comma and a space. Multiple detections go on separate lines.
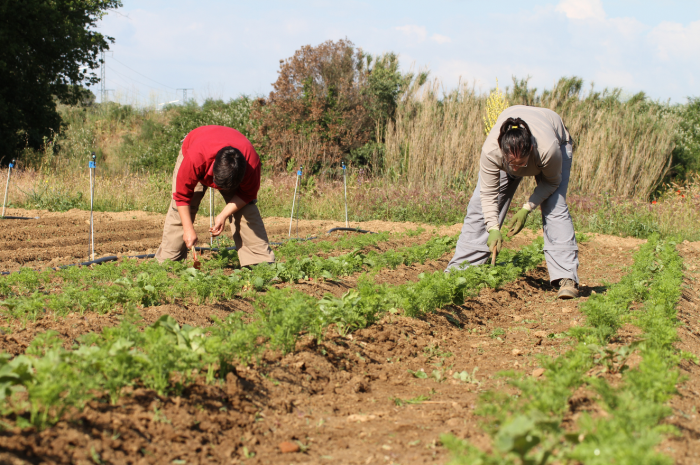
443, 235, 686, 464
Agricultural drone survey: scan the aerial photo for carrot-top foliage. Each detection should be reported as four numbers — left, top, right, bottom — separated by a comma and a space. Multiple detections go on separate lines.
443, 235, 685, 465
0, 240, 545, 429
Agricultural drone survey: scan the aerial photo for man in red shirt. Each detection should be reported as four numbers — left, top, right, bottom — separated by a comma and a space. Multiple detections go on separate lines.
154, 125, 275, 266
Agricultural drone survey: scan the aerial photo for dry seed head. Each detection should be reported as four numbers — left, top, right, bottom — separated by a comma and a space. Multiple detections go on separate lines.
483, 78, 509, 136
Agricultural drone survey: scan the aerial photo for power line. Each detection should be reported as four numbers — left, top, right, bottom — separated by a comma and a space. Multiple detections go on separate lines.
106, 65, 179, 99
109, 56, 178, 90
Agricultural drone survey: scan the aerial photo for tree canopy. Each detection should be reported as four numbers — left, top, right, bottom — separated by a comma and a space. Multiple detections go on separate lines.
0, 0, 121, 164
252, 39, 427, 172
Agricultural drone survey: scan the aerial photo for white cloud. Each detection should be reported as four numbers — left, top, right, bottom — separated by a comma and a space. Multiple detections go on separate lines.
430, 33, 451, 44
648, 20, 700, 61
395, 24, 427, 41
555, 0, 605, 21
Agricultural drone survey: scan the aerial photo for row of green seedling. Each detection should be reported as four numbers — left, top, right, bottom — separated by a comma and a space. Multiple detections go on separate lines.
443, 235, 686, 465
0, 240, 545, 429
0, 234, 455, 321
0, 227, 414, 298
272, 227, 424, 258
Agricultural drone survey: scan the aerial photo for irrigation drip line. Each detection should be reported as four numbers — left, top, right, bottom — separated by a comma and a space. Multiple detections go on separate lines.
0, 246, 239, 276
0, 227, 378, 276
327, 227, 376, 235
1, 216, 40, 220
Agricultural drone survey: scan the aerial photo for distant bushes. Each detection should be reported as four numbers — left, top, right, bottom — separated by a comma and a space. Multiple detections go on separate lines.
124, 98, 254, 173
251, 38, 426, 173
383, 76, 683, 198
670, 97, 700, 179
13, 38, 700, 202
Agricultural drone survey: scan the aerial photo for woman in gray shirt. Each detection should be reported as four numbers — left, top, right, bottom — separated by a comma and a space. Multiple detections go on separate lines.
445, 105, 579, 299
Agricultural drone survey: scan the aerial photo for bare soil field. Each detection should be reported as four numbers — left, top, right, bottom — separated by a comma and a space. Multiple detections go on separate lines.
0, 207, 464, 273
0, 211, 698, 464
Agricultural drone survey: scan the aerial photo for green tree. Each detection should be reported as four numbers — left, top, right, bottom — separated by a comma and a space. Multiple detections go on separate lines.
0, 0, 121, 164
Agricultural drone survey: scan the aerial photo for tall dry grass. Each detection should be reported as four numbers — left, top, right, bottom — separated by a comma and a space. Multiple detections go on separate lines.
383, 80, 485, 190
382, 78, 679, 199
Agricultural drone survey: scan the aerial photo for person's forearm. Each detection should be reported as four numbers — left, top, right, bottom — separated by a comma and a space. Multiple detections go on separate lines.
219, 195, 247, 218
177, 205, 195, 233
526, 181, 559, 210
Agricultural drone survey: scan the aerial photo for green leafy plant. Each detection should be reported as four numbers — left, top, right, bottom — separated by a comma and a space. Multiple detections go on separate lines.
443, 236, 684, 465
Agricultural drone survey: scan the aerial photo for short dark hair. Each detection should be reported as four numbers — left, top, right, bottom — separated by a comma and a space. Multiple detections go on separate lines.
213, 146, 247, 190
497, 117, 533, 160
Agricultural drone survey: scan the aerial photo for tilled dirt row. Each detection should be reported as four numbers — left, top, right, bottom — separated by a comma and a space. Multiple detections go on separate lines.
0, 231, 537, 355
0, 207, 464, 272
0, 233, 673, 465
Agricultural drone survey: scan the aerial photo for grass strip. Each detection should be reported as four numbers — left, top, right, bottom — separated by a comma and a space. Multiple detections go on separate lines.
0, 234, 455, 321
443, 234, 685, 465
0, 241, 545, 429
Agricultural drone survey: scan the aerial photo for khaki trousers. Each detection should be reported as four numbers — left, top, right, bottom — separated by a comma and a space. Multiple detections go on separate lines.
154, 151, 275, 266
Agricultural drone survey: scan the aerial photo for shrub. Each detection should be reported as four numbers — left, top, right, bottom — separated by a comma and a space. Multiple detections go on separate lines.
126, 97, 253, 173
252, 39, 424, 173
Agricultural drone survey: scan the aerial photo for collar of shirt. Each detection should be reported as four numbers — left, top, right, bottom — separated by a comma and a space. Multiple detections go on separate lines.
202, 163, 220, 189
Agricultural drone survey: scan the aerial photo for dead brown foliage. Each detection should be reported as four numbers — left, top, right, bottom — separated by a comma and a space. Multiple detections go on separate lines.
252, 39, 375, 172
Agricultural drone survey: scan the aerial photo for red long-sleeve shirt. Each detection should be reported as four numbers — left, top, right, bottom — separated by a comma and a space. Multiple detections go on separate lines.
173, 126, 261, 206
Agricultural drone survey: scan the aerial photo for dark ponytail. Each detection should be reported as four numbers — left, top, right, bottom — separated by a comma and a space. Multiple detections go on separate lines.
497, 117, 532, 159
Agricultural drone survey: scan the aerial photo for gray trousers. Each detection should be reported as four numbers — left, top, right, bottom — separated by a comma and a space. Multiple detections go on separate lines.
446, 143, 578, 284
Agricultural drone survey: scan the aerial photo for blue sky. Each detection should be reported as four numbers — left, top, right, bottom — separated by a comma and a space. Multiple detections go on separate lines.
92, 0, 700, 105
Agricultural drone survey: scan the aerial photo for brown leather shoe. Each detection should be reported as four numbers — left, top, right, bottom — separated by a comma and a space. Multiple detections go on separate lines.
557, 278, 579, 299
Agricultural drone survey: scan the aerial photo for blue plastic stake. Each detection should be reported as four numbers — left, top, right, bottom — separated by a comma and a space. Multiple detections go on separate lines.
89, 153, 96, 260
209, 187, 213, 247
342, 163, 348, 227
2, 159, 16, 218
289, 166, 302, 238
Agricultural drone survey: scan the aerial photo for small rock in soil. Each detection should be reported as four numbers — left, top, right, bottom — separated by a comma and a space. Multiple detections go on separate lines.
347, 414, 376, 422
532, 368, 546, 378
512, 348, 522, 356
534, 330, 548, 338
279, 441, 300, 453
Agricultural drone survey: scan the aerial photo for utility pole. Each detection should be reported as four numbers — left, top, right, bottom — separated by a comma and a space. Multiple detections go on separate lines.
177, 88, 194, 104
100, 51, 114, 104
101, 51, 106, 104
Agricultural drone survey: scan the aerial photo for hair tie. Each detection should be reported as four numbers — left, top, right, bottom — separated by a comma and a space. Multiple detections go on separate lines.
512, 125, 518, 129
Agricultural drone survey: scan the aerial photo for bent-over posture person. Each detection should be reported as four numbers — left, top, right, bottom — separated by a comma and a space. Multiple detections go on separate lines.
446, 105, 578, 299
155, 125, 275, 266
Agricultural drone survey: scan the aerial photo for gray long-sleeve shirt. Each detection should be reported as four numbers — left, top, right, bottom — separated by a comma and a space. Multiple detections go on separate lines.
480, 105, 571, 231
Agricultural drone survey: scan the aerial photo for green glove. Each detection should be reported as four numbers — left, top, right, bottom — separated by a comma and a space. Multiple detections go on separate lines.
487, 229, 503, 253
507, 208, 530, 237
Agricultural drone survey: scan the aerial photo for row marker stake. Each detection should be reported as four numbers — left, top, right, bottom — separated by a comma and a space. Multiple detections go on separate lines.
2, 159, 15, 218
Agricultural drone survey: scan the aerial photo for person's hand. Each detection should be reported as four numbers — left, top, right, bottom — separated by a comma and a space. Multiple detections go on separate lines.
487, 229, 503, 253
209, 214, 227, 237
507, 208, 530, 237
183, 228, 198, 248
